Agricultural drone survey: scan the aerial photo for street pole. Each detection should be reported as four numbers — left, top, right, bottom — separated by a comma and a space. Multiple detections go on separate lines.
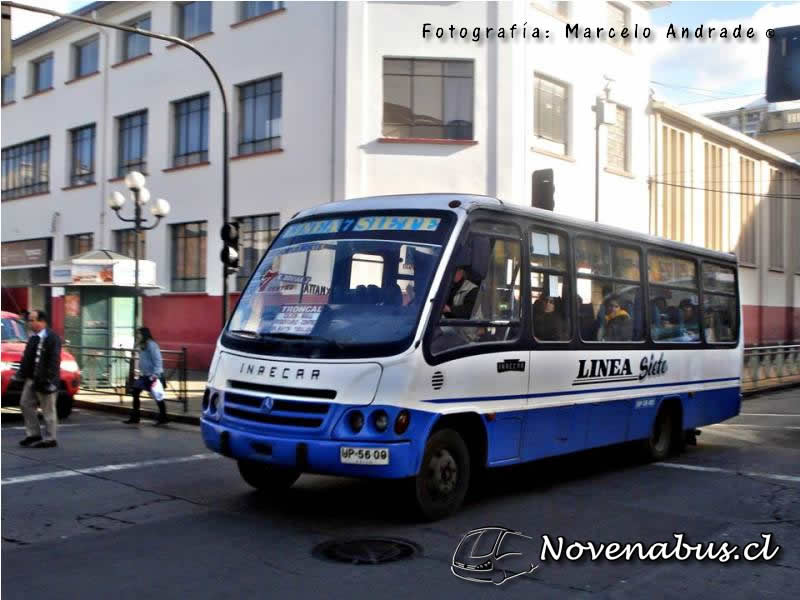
4, 1, 231, 329
133, 193, 140, 338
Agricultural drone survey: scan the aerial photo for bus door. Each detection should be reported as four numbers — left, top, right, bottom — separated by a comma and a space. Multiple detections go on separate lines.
525, 226, 582, 459
428, 219, 527, 464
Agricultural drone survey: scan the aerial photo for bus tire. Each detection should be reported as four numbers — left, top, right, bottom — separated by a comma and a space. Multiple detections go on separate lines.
642, 405, 676, 462
412, 429, 470, 521
237, 460, 300, 491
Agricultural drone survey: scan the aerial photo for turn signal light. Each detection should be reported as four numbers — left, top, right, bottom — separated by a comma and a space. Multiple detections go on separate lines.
394, 410, 410, 434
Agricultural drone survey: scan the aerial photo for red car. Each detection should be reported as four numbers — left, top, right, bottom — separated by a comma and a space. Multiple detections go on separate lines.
1, 311, 80, 419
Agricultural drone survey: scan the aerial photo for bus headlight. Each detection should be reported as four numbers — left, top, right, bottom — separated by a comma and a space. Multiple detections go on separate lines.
373, 410, 389, 432
60, 360, 79, 373
348, 411, 364, 433
0, 361, 13, 372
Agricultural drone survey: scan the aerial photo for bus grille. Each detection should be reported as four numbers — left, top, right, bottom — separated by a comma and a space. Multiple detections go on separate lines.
224, 392, 331, 428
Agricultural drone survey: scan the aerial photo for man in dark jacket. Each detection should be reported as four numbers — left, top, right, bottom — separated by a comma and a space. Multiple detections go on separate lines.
17, 310, 61, 448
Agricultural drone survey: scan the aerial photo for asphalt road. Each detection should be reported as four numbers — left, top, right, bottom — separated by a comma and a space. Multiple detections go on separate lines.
2, 389, 798, 599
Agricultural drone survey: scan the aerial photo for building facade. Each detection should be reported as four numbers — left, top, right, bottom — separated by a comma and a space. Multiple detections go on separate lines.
4, 1, 659, 367
650, 100, 800, 345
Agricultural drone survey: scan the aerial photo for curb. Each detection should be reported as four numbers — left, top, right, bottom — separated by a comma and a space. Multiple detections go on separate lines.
742, 381, 800, 398
72, 399, 201, 426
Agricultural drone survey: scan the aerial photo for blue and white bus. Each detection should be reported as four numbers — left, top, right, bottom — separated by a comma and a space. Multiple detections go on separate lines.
201, 195, 742, 519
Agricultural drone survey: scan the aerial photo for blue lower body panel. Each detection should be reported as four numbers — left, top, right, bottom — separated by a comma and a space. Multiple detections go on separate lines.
497, 386, 741, 467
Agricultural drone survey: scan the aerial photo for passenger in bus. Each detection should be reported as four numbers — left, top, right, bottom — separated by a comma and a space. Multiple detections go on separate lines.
443, 267, 480, 319
603, 296, 633, 341
679, 298, 700, 338
533, 296, 564, 340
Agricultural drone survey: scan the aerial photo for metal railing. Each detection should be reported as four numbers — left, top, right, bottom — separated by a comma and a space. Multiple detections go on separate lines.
742, 344, 800, 391
64, 344, 189, 412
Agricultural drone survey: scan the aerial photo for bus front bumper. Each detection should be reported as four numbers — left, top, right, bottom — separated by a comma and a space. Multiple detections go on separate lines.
201, 420, 419, 479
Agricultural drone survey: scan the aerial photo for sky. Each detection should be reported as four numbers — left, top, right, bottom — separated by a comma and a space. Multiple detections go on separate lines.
8, 0, 800, 106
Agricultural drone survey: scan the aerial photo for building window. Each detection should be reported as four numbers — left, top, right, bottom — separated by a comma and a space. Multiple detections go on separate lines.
238, 76, 282, 155
738, 156, 757, 265
178, 1, 212, 39
171, 221, 207, 292
173, 94, 209, 167
69, 124, 96, 186
382, 58, 474, 140
118, 110, 148, 177
606, 104, 629, 172
534, 74, 568, 152
769, 169, 784, 270
235, 214, 280, 290
32, 55, 53, 93
704, 142, 724, 251
786, 111, 800, 125
239, 1, 284, 21
123, 14, 151, 61
115, 229, 146, 259
2, 70, 14, 104
1, 137, 50, 200
73, 36, 99, 78
657, 124, 687, 242
67, 232, 93, 256
608, 3, 629, 48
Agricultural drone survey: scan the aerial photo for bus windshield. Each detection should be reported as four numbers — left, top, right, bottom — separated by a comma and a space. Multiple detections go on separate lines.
224, 211, 454, 358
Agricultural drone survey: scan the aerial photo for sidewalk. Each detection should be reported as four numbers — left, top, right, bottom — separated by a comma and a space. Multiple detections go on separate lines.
72, 374, 207, 425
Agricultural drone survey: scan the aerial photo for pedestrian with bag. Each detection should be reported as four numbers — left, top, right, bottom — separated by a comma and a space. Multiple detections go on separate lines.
17, 310, 61, 448
124, 327, 168, 425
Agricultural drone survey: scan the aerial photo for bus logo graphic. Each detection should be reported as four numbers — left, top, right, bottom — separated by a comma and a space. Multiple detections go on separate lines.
451, 526, 538, 585
572, 354, 668, 386
262, 396, 274, 412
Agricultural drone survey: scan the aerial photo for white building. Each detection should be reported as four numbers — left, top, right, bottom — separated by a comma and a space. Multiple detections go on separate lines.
1, 1, 658, 367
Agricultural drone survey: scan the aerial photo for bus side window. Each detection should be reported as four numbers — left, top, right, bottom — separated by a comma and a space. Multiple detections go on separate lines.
530, 228, 571, 342
431, 223, 522, 354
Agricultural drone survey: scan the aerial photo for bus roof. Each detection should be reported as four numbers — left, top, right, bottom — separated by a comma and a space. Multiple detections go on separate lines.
294, 194, 737, 264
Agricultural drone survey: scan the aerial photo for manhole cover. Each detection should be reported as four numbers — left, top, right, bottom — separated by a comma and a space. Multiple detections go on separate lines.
312, 537, 422, 565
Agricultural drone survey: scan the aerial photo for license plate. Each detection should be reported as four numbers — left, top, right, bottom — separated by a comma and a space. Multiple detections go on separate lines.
340, 447, 390, 465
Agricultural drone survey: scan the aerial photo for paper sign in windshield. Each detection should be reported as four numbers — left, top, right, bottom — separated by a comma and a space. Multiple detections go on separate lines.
269, 305, 323, 335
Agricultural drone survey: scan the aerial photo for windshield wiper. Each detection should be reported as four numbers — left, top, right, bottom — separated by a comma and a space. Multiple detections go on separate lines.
229, 329, 260, 338
262, 332, 347, 349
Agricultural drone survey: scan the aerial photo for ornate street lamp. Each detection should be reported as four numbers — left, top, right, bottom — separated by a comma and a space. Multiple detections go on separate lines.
108, 171, 170, 354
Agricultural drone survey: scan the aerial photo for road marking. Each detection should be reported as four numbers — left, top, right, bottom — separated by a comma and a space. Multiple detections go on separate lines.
712, 424, 800, 431
656, 462, 800, 483
1, 453, 220, 486
740, 413, 800, 417
4, 423, 100, 431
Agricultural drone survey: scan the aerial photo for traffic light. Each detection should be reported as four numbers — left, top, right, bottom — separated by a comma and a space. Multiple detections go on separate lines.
220, 222, 239, 274
532, 169, 555, 211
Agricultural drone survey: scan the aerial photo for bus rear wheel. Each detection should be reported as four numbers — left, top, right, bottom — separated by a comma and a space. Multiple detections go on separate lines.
237, 460, 300, 491
412, 429, 470, 521
643, 406, 676, 461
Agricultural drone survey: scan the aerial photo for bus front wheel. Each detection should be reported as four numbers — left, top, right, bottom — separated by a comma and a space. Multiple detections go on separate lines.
412, 429, 471, 521
237, 460, 300, 491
